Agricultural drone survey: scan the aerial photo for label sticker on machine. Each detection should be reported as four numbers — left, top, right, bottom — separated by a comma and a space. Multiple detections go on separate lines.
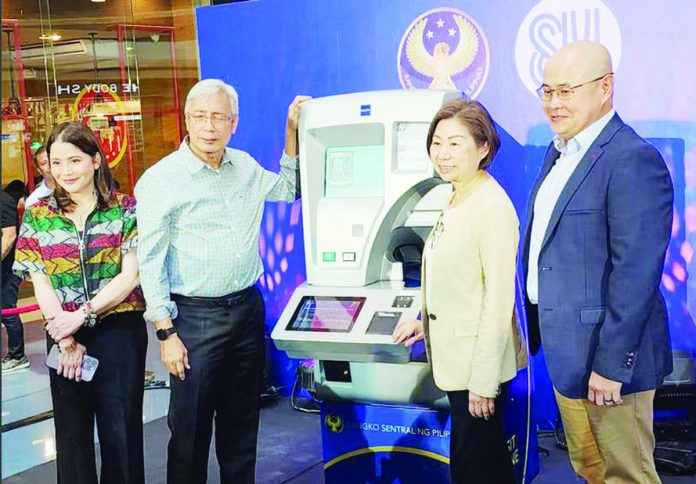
286, 296, 366, 332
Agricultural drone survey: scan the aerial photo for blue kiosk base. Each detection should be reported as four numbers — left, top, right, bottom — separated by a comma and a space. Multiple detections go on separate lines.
319, 375, 539, 483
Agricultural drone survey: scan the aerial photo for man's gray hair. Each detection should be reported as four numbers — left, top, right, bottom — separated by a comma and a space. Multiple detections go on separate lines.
185, 79, 239, 116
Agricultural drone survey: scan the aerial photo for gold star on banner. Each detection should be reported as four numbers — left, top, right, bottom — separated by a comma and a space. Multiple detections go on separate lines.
448, 27, 457, 37
437, 18, 445, 28
426, 30, 434, 39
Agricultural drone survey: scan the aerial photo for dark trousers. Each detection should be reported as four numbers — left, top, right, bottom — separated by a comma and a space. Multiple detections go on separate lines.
2, 269, 24, 358
167, 286, 265, 484
49, 311, 147, 484
447, 382, 516, 484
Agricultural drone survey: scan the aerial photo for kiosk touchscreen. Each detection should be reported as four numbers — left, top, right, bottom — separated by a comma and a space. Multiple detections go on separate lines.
286, 296, 366, 333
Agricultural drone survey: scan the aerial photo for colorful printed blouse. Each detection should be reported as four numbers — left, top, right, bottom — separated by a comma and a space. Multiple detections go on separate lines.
12, 193, 145, 313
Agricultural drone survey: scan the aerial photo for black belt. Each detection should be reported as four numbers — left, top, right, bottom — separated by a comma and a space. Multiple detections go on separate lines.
171, 286, 256, 307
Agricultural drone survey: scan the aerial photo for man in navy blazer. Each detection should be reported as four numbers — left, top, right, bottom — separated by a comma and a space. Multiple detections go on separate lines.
522, 41, 673, 484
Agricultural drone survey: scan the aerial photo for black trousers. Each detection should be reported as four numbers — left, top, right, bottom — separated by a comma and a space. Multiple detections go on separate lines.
167, 286, 265, 484
2, 269, 24, 358
49, 311, 147, 484
447, 382, 516, 484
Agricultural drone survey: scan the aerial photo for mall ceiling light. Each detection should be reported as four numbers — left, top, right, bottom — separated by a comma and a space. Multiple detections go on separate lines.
91, 0, 107, 3
38, 33, 62, 41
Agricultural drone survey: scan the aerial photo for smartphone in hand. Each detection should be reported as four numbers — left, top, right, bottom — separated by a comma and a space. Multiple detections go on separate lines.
45, 344, 99, 382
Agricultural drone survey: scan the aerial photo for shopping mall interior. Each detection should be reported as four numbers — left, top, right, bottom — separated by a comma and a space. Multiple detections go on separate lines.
2, 0, 695, 483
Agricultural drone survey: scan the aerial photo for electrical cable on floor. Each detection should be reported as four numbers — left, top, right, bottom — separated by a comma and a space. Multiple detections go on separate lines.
144, 382, 169, 390
537, 446, 551, 457
291, 374, 319, 413
553, 412, 568, 450
260, 385, 283, 407
278, 459, 324, 483
658, 458, 690, 473
290, 364, 320, 413
657, 458, 692, 474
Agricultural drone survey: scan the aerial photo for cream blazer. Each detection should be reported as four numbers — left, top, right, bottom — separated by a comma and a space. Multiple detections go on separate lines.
422, 171, 527, 397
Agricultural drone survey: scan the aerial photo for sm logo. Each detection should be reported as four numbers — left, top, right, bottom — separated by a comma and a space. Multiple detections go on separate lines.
515, 0, 622, 96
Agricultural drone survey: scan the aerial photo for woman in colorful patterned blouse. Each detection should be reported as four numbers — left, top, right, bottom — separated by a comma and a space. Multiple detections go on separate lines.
13, 122, 146, 484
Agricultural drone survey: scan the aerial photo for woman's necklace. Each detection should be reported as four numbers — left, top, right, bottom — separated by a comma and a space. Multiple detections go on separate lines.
72, 197, 97, 230
449, 190, 461, 209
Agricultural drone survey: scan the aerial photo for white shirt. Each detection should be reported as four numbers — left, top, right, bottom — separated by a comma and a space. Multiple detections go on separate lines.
527, 109, 615, 304
135, 139, 300, 323
24, 180, 53, 208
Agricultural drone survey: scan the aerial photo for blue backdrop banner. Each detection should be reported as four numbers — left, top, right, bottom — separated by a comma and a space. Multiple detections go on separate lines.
195, 0, 696, 429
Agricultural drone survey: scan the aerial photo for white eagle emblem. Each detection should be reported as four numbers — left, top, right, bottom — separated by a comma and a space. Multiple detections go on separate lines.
405, 15, 480, 90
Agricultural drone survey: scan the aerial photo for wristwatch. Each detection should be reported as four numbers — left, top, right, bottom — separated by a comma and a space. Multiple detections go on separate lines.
156, 326, 177, 341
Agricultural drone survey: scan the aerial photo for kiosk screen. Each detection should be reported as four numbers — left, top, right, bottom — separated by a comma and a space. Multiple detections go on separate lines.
286, 296, 366, 332
324, 145, 384, 198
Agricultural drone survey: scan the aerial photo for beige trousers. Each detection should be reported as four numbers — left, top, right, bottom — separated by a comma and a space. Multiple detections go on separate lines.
554, 388, 660, 484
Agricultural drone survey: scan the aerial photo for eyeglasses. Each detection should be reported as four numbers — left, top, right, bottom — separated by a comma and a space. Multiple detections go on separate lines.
187, 112, 233, 129
536, 73, 613, 102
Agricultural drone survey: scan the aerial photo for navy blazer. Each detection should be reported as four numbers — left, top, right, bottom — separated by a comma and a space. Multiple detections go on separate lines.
522, 114, 674, 398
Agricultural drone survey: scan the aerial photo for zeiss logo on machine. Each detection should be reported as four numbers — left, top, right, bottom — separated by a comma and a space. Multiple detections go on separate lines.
515, 0, 622, 96
360, 104, 371, 117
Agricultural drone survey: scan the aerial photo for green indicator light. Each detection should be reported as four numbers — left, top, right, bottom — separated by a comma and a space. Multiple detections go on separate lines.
322, 251, 336, 262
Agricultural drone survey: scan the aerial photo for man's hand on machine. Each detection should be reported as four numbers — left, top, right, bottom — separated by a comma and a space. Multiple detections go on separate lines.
392, 318, 424, 347
286, 95, 312, 132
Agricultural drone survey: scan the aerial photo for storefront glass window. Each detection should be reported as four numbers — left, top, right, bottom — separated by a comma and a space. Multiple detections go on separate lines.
2, 0, 200, 195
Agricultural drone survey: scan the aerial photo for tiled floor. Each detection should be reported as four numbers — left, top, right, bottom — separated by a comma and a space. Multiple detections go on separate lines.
6, 410, 695, 483
3, 294, 695, 482
2, 302, 171, 479
4, 397, 323, 484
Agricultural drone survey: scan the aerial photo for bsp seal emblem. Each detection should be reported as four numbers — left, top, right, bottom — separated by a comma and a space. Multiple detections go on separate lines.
324, 413, 344, 433
397, 8, 489, 98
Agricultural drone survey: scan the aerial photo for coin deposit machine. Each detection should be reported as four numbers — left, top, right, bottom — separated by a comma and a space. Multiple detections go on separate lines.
271, 90, 538, 483
272, 90, 459, 407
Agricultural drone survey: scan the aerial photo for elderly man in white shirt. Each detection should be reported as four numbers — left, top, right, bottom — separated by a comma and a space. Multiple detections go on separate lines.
136, 79, 310, 484
24, 146, 54, 208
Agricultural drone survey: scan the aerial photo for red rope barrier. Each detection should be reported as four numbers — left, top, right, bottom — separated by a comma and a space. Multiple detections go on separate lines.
1, 304, 40, 316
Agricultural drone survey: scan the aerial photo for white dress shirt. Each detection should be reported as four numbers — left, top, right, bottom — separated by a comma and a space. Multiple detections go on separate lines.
135, 138, 300, 323
24, 180, 53, 208
527, 109, 615, 304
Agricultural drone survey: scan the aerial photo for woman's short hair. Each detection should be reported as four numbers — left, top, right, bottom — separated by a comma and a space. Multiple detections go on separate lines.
185, 79, 239, 117
46, 122, 117, 211
426, 98, 500, 170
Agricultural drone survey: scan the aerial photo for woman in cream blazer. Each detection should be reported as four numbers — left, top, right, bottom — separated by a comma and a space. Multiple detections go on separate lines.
393, 98, 526, 484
